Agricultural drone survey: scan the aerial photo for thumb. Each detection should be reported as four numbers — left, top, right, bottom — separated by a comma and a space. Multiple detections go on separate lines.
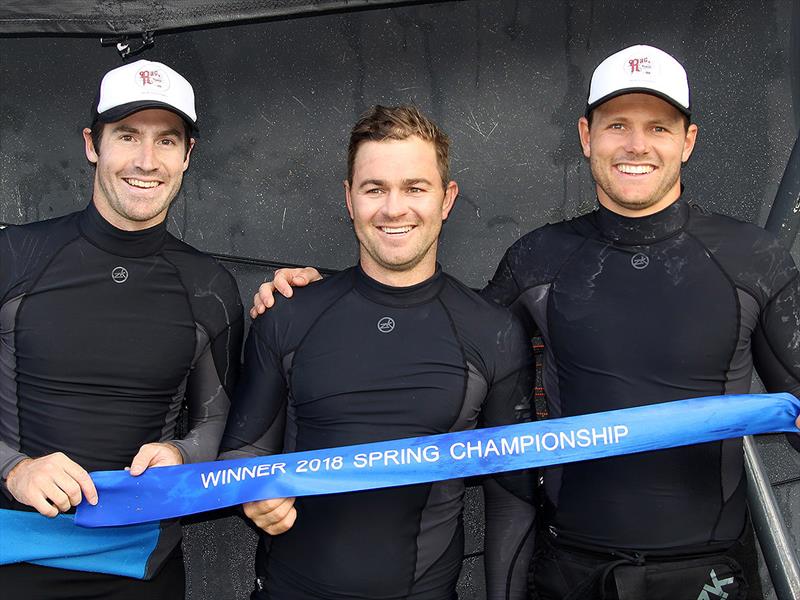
129, 445, 158, 476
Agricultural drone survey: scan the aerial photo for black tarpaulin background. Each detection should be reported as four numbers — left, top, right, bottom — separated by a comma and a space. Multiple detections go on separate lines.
1, 1, 798, 598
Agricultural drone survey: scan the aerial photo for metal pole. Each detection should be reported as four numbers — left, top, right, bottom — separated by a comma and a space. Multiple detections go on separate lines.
744, 435, 800, 600
764, 132, 800, 249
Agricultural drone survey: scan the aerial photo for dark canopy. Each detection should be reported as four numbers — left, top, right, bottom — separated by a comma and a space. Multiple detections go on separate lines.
0, 0, 436, 35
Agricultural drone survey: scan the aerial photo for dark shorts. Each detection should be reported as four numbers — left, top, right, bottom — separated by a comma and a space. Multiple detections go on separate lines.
530, 527, 762, 600
0, 551, 185, 600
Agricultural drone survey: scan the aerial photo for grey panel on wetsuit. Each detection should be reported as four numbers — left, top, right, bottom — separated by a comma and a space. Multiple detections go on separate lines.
0, 295, 24, 481
413, 361, 487, 582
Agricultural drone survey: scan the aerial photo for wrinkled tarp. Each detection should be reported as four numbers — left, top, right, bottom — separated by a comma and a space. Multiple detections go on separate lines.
0, 0, 439, 35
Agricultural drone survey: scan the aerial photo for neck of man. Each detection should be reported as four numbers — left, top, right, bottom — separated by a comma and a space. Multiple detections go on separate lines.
91, 195, 167, 233
597, 180, 683, 218
359, 253, 438, 288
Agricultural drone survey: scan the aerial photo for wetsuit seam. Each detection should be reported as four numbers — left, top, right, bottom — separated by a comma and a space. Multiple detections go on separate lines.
505, 520, 535, 600
683, 230, 742, 543
289, 284, 354, 379
504, 232, 581, 307
160, 253, 200, 326
683, 230, 743, 397
436, 294, 472, 398
409, 484, 435, 599
505, 247, 525, 302
8, 235, 81, 463
16, 234, 82, 306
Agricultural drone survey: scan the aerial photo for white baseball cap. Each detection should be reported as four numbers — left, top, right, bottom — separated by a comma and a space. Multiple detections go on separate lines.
586, 45, 691, 118
92, 60, 197, 130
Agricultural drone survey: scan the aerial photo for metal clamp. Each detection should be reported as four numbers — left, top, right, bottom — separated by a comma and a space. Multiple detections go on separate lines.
100, 31, 155, 59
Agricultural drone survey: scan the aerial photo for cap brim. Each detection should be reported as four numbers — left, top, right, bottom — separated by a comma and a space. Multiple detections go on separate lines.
95, 100, 198, 134
586, 88, 691, 119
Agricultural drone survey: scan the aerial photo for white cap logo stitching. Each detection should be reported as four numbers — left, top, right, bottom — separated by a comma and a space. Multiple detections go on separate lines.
112, 266, 129, 283
135, 68, 170, 92
626, 55, 654, 77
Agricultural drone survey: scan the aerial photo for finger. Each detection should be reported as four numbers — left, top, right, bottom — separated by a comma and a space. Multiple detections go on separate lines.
250, 292, 264, 319
30, 494, 59, 518
129, 445, 158, 477
260, 497, 294, 523
259, 281, 279, 306
52, 472, 83, 507
273, 276, 294, 299
266, 506, 297, 535
148, 443, 183, 468
63, 461, 98, 504
42, 482, 72, 513
302, 267, 323, 283
243, 497, 283, 518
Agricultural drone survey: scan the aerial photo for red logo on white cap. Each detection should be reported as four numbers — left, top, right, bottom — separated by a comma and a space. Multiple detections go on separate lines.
136, 69, 170, 91
627, 56, 653, 75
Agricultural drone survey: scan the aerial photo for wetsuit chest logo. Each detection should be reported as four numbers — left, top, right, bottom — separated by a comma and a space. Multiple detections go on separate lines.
377, 316, 395, 333
631, 253, 650, 270
111, 266, 129, 284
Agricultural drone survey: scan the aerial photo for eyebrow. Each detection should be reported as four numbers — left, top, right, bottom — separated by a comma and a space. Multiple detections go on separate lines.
601, 113, 681, 127
402, 178, 434, 187
357, 177, 434, 189
358, 179, 386, 189
110, 124, 184, 139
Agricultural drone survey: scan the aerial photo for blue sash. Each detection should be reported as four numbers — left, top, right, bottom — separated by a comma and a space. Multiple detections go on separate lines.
76, 392, 799, 527
0, 510, 160, 578
2, 392, 797, 578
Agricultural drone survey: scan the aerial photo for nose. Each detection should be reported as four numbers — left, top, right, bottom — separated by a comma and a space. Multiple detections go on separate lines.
134, 143, 158, 172
381, 189, 408, 219
623, 127, 648, 155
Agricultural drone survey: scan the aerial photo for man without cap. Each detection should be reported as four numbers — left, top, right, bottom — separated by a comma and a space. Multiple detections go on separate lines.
254, 45, 800, 599
221, 105, 537, 600
0, 60, 243, 598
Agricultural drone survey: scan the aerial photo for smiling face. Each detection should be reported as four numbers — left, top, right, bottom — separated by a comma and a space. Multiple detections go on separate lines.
345, 136, 458, 287
83, 108, 194, 231
578, 93, 698, 217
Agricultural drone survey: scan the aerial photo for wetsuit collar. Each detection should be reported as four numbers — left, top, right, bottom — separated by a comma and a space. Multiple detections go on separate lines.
353, 264, 446, 307
593, 197, 689, 245
79, 201, 169, 258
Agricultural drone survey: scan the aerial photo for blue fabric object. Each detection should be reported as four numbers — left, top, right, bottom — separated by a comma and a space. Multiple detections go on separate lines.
75, 392, 800, 528
0, 510, 160, 578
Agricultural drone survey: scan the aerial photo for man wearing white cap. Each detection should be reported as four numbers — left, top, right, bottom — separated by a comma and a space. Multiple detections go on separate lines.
0, 60, 243, 598
484, 43, 800, 600
254, 45, 800, 599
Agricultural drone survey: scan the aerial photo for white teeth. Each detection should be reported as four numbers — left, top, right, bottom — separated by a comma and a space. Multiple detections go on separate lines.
125, 178, 160, 188
617, 164, 654, 174
381, 226, 413, 234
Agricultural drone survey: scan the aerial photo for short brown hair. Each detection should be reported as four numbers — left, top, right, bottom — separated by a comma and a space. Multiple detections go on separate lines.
347, 105, 450, 187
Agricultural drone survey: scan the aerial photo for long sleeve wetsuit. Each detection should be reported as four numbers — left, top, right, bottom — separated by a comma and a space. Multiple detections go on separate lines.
482, 196, 800, 553
0, 202, 243, 590
222, 265, 536, 600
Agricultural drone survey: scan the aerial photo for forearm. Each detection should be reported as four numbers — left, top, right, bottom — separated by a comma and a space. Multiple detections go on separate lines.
172, 342, 232, 463
0, 442, 29, 497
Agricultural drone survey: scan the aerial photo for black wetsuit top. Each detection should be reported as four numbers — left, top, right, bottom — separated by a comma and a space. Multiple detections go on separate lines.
222, 265, 536, 600
483, 196, 800, 552
0, 202, 243, 578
